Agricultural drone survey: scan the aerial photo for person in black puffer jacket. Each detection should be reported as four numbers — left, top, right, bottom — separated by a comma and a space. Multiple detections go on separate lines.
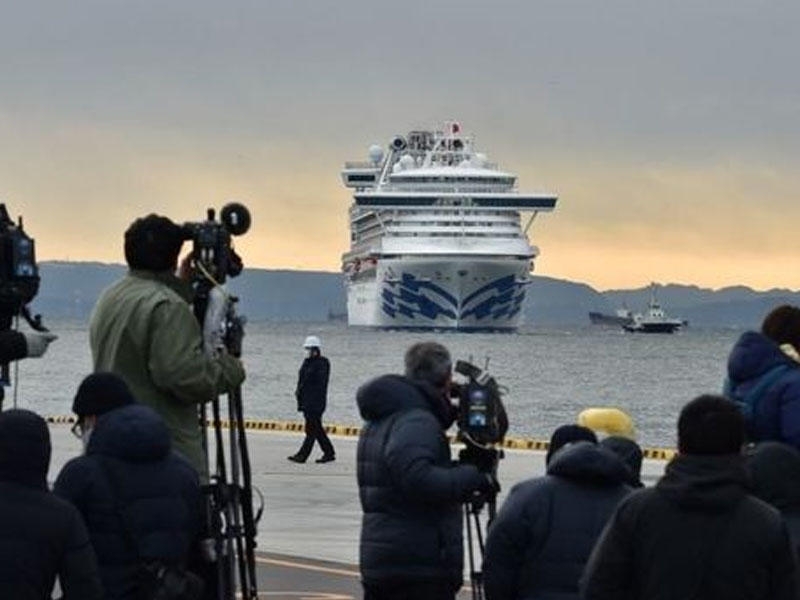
357, 342, 493, 600
0, 409, 102, 599
744, 441, 800, 555
55, 393, 203, 599
483, 439, 632, 600
581, 395, 799, 600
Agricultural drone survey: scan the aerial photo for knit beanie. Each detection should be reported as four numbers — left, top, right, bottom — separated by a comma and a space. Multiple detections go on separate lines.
601, 436, 644, 487
546, 424, 598, 464
0, 409, 50, 489
72, 372, 136, 417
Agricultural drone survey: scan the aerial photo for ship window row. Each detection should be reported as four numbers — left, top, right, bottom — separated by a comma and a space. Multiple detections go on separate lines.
388, 221, 519, 228
387, 232, 521, 239
389, 176, 514, 184
355, 209, 516, 217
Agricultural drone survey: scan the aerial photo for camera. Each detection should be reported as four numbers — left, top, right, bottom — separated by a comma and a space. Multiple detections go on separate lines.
182, 203, 252, 286
453, 360, 508, 447
452, 360, 508, 474
0, 204, 40, 320
0, 203, 47, 390
182, 203, 252, 357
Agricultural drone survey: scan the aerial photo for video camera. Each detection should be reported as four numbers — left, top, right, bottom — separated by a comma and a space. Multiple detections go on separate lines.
452, 359, 509, 600
0, 204, 47, 389
453, 360, 508, 447
0, 204, 40, 320
182, 203, 251, 358
451, 359, 508, 474
182, 202, 259, 599
182, 202, 251, 286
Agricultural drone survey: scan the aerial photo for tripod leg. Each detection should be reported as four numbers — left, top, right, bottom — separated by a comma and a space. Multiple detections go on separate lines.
233, 387, 259, 598
211, 396, 236, 600
227, 392, 248, 597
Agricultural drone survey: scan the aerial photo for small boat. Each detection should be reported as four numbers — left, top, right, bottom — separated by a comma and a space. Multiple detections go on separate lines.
589, 307, 633, 327
623, 284, 685, 334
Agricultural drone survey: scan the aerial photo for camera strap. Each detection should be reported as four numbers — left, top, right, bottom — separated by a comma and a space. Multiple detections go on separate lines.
96, 455, 143, 559
96, 455, 203, 599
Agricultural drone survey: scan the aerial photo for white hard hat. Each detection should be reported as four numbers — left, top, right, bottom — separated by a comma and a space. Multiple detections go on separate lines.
303, 335, 321, 349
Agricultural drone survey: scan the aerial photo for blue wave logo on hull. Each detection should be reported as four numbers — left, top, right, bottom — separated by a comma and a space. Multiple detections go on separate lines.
381, 273, 527, 323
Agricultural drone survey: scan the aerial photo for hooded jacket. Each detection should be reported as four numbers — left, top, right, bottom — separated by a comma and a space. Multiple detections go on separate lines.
356, 374, 487, 586
483, 442, 632, 600
745, 441, 800, 555
55, 404, 203, 600
0, 409, 102, 600
89, 270, 245, 478
581, 453, 799, 600
727, 331, 800, 448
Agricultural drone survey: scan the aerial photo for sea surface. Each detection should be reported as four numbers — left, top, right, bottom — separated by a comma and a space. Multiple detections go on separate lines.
10, 319, 743, 448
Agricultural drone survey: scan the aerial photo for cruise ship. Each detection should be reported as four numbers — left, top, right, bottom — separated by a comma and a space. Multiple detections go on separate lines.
341, 122, 557, 331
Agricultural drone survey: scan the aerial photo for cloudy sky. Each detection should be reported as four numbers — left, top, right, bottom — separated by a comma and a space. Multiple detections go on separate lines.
1, 1, 798, 290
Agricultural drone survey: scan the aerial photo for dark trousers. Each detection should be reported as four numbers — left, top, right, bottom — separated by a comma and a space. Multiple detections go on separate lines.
362, 580, 458, 600
295, 412, 335, 459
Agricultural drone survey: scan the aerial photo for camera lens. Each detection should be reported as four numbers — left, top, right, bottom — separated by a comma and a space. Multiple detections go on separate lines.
220, 203, 251, 236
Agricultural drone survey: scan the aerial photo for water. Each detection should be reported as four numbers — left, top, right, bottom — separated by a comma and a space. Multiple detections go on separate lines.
11, 319, 742, 448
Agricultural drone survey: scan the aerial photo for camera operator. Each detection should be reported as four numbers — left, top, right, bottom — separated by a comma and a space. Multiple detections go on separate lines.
356, 341, 497, 600
89, 214, 245, 480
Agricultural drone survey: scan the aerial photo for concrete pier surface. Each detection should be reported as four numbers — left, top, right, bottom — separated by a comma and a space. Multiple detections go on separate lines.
47, 424, 669, 598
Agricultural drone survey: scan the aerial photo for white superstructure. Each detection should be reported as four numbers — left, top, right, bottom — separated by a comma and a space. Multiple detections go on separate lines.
341, 122, 557, 331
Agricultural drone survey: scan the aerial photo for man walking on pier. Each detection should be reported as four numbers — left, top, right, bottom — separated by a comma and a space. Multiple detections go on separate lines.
288, 335, 336, 464
581, 394, 799, 600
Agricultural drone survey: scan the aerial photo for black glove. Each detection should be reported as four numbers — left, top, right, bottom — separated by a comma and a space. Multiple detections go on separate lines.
479, 473, 501, 496
469, 473, 501, 509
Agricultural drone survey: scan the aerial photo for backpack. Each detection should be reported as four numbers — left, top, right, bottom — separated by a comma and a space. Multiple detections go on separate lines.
724, 364, 791, 424
98, 457, 204, 600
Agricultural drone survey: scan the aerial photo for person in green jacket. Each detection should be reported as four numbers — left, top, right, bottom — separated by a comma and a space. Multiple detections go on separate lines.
89, 214, 246, 480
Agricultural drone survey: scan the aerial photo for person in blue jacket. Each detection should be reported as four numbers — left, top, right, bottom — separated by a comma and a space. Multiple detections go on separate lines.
55, 373, 203, 600
483, 438, 632, 600
726, 305, 800, 447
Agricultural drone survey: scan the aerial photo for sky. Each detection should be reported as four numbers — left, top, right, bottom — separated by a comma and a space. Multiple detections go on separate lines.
0, 0, 798, 291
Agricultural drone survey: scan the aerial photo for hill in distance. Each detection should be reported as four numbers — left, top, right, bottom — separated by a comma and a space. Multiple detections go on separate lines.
31, 261, 799, 329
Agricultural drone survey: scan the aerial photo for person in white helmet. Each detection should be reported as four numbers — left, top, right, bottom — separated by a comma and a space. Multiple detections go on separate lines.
288, 335, 335, 463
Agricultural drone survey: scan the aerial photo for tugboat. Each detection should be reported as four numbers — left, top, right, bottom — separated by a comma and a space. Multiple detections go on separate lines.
623, 284, 685, 334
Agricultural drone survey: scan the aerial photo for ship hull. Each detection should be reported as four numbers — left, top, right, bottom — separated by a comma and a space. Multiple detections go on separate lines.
588, 312, 633, 327
347, 256, 530, 331
623, 322, 682, 334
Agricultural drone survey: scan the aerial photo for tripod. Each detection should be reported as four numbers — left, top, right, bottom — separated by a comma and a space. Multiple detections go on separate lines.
464, 493, 497, 600
459, 445, 501, 600
196, 282, 261, 600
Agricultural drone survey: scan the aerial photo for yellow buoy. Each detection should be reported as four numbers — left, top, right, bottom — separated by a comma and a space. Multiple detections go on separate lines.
577, 407, 636, 440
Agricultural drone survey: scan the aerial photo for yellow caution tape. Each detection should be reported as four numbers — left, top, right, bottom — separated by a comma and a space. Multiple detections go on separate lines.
45, 415, 676, 461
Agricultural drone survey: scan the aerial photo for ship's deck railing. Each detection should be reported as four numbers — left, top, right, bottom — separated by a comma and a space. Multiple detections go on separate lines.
343, 160, 500, 171
344, 161, 380, 169
382, 184, 514, 194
